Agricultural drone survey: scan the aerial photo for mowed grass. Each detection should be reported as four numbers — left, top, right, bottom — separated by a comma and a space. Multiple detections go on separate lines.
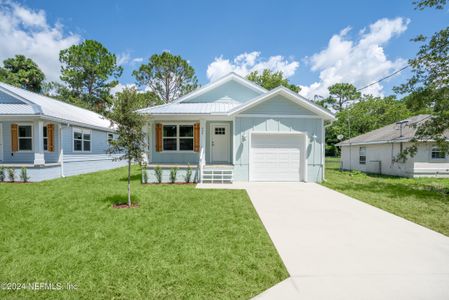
0, 167, 287, 299
323, 157, 449, 236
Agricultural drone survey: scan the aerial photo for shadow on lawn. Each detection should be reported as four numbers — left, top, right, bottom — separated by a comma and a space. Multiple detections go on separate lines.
102, 194, 140, 205
119, 173, 142, 182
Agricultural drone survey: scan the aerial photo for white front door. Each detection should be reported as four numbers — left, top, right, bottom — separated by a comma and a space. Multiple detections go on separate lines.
0, 124, 3, 162
210, 124, 230, 163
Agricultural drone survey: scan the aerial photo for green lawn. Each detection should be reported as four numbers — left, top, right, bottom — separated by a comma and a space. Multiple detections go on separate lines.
0, 167, 287, 299
323, 157, 449, 236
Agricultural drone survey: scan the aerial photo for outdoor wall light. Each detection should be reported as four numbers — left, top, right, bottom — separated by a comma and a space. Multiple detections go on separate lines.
241, 134, 247, 143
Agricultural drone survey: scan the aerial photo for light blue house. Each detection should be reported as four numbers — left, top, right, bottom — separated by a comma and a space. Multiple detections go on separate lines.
0, 82, 126, 182
139, 73, 335, 183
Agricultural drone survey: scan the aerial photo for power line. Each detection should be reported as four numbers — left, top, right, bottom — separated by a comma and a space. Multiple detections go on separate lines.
356, 64, 409, 92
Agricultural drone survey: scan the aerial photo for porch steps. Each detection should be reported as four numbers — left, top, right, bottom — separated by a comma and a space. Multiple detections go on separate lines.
201, 165, 233, 184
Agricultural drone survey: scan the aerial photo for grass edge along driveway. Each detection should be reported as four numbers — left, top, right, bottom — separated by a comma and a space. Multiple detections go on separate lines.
322, 157, 449, 237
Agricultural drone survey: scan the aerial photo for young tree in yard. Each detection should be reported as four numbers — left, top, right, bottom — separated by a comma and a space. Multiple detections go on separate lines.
323, 83, 361, 112
247, 69, 301, 93
393, 0, 449, 155
133, 51, 198, 103
107, 88, 146, 207
59, 40, 123, 113
0, 55, 45, 92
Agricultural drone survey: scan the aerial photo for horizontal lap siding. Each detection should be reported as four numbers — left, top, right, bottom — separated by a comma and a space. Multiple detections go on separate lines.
1, 121, 36, 163
234, 117, 323, 182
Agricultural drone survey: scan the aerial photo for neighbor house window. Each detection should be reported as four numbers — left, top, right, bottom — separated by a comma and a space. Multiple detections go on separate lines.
73, 128, 91, 152
43, 126, 48, 151
107, 133, 114, 144
162, 124, 194, 151
18, 125, 33, 151
431, 146, 446, 159
359, 147, 367, 165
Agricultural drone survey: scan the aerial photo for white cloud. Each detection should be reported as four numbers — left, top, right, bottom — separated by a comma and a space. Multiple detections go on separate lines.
110, 82, 137, 95
0, 1, 81, 82
206, 51, 299, 82
117, 52, 130, 66
299, 17, 409, 100
131, 57, 143, 64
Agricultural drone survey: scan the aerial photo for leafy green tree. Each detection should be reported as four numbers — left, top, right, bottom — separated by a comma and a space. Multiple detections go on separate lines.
59, 40, 123, 113
133, 51, 198, 103
107, 88, 146, 207
0, 55, 45, 92
394, 1, 449, 155
246, 69, 300, 92
327, 95, 411, 156
134, 91, 163, 109
323, 83, 361, 112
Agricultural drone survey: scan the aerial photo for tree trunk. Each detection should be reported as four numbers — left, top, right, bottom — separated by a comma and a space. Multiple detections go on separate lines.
127, 159, 131, 207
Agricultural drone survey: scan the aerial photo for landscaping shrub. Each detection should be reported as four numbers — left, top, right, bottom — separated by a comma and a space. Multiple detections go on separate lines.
20, 167, 30, 183
169, 167, 178, 184
0, 167, 5, 182
185, 164, 192, 183
7, 168, 15, 182
154, 166, 162, 183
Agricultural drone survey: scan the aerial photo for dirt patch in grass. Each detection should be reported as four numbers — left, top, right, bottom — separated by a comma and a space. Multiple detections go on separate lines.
112, 203, 140, 209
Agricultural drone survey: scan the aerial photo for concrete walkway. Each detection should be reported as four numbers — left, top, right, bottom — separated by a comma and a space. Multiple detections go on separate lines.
197, 182, 449, 300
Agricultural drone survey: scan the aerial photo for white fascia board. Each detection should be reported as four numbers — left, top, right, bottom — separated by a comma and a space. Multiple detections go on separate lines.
228, 86, 335, 120
171, 72, 267, 104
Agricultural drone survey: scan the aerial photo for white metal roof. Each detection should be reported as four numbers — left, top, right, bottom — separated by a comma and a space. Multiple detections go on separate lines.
0, 82, 115, 131
138, 102, 240, 115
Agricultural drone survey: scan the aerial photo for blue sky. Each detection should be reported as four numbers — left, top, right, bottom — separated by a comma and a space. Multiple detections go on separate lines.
1, 0, 448, 99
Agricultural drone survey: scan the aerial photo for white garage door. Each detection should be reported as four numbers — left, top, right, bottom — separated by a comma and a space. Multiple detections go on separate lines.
250, 133, 302, 182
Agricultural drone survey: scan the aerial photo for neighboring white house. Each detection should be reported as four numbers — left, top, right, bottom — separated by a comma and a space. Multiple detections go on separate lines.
138, 72, 335, 183
0, 82, 125, 182
337, 115, 449, 178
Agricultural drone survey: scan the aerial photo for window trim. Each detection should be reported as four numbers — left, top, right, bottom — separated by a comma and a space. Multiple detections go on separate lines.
431, 146, 446, 160
72, 127, 92, 153
43, 125, 49, 152
17, 123, 33, 152
359, 146, 367, 165
161, 123, 195, 153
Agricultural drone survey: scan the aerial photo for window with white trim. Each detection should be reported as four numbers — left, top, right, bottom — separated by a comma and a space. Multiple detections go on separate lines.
431, 146, 446, 159
73, 128, 91, 152
359, 147, 367, 165
18, 125, 33, 151
162, 124, 194, 151
43, 126, 48, 151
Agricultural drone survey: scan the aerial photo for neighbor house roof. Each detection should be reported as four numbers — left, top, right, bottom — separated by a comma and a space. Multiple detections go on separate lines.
138, 72, 335, 120
0, 82, 114, 131
336, 114, 448, 146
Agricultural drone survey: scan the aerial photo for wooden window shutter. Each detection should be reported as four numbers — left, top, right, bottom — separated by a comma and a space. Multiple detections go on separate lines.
47, 124, 55, 152
193, 123, 200, 152
11, 124, 18, 152
155, 123, 162, 152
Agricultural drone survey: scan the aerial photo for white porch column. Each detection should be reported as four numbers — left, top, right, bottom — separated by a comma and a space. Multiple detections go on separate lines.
144, 121, 152, 163
33, 120, 45, 165
199, 119, 206, 166
58, 124, 64, 177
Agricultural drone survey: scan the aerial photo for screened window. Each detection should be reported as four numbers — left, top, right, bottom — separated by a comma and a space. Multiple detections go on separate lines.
43, 126, 48, 151
359, 147, 367, 165
162, 124, 194, 151
18, 125, 32, 151
73, 128, 91, 152
431, 146, 446, 159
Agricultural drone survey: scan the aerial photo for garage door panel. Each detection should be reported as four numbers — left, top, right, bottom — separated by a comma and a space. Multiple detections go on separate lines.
251, 134, 302, 182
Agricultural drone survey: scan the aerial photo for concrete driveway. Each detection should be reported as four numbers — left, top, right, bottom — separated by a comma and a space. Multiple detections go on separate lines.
197, 182, 449, 299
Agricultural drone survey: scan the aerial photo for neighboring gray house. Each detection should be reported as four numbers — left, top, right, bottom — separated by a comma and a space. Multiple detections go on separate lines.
0, 82, 126, 182
138, 73, 335, 183
337, 115, 449, 178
